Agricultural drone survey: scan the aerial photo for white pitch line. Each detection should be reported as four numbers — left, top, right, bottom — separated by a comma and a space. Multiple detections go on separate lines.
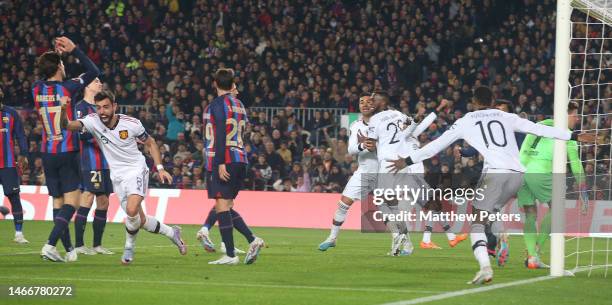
378, 266, 601, 305
0, 244, 177, 256
0, 276, 438, 294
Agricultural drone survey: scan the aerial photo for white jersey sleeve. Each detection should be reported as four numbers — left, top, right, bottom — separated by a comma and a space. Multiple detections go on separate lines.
509, 113, 571, 140
410, 117, 464, 163
412, 112, 437, 138
347, 120, 365, 155
77, 114, 96, 134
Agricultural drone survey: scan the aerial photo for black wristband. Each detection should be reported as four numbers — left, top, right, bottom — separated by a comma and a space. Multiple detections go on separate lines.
358, 143, 365, 151
570, 131, 579, 141
404, 156, 414, 166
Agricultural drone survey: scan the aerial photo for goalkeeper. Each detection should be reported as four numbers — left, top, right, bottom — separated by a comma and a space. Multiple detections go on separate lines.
517, 101, 588, 269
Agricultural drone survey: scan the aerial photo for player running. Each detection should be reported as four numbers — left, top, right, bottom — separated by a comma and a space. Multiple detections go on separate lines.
318, 93, 378, 251
61, 90, 187, 265
204, 68, 264, 265
518, 101, 589, 269
73, 78, 114, 255
35, 37, 99, 262
0, 88, 29, 244
387, 86, 596, 284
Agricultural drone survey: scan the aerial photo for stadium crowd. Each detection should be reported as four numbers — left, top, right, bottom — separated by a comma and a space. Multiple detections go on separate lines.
0, 0, 609, 196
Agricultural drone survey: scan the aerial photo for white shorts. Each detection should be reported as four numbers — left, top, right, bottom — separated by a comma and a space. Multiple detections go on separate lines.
472, 169, 524, 212
111, 166, 150, 211
342, 171, 377, 201
377, 162, 430, 207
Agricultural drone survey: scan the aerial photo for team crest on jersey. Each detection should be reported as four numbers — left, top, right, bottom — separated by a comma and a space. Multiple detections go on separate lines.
119, 130, 129, 139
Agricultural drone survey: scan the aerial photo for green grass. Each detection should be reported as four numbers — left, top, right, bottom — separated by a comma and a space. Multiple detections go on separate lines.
0, 221, 610, 305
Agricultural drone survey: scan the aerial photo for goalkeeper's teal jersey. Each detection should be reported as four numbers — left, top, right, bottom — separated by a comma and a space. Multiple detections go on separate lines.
519, 119, 584, 183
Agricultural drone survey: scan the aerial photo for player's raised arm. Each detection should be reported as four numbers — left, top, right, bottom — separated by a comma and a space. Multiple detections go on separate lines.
347, 123, 367, 155
55, 36, 100, 88
387, 119, 464, 173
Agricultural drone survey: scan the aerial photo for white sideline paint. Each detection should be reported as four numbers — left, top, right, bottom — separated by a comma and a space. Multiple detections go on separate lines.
378, 266, 602, 305
0, 275, 438, 295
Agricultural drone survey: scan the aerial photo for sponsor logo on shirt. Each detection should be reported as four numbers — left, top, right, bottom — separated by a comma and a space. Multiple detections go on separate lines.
119, 130, 129, 140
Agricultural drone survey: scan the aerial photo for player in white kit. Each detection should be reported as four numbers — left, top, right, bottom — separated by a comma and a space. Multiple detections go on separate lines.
60, 90, 187, 265
387, 86, 595, 284
318, 94, 378, 251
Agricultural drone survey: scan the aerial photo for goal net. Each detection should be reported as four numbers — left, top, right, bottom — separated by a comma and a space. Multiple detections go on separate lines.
554, 0, 611, 277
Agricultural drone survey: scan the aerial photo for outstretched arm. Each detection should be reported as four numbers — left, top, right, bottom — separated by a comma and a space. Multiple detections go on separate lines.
60, 101, 85, 132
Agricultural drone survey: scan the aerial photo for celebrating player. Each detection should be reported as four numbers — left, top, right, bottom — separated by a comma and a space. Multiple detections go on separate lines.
518, 101, 589, 269
318, 93, 378, 251
73, 78, 114, 255
204, 68, 264, 265
35, 36, 100, 262
387, 86, 596, 284
61, 90, 187, 265
0, 88, 29, 244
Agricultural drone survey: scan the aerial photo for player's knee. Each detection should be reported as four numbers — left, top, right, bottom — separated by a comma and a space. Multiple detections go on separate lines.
80, 192, 95, 208
340, 196, 354, 206
96, 195, 110, 210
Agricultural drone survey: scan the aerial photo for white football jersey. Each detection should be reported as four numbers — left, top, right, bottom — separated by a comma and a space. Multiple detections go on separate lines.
410, 109, 572, 172
347, 119, 378, 173
78, 114, 149, 174
367, 109, 414, 162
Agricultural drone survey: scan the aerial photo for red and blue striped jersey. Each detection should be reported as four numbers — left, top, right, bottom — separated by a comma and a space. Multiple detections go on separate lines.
31, 47, 100, 154
203, 93, 248, 171
75, 100, 108, 170
0, 106, 28, 169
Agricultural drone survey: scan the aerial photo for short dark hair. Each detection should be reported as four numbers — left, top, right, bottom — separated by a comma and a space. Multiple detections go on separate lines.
495, 99, 513, 113
214, 68, 235, 91
94, 90, 116, 104
372, 90, 390, 104
37, 51, 62, 79
473, 86, 494, 105
568, 101, 579, 113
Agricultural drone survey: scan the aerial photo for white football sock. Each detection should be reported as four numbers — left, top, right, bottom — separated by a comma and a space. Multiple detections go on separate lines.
125, 214, 141, 249
330, 201, 351, 239
422, 231, 432, 243
143, 215, 174, 239
470, 223, 491, 269
446, 232, 457, 240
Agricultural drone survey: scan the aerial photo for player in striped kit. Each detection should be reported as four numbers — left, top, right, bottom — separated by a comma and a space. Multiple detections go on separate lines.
0, 88, 29, 244
204, 68, 264, 265
35, 37, 100, 262
73, 78, 114, 255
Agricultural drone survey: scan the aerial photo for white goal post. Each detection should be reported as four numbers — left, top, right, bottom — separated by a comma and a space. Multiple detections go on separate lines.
552, 0, 611, 277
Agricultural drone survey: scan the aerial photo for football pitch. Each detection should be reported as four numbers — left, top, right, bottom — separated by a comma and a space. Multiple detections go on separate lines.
0, 221, 609, 305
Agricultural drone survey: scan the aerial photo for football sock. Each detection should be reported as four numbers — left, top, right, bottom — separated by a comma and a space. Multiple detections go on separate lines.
203, 208, 217, 230
423, 218, 433, 243
442, 223, 456, 240
143, 215, 174, 239
330, 201, 350, 239
537, 211, 552, 253
74, 206, 91, 247
125, 214, 141, 249
230, 209, 255, 243
8, 194, 23, 232
485, 222, 497, 253
470, 223, 491, 269
92, 209, 108, 247
523, 213, 538, 257
48, 205, 76, 251
217, 211, 235, 257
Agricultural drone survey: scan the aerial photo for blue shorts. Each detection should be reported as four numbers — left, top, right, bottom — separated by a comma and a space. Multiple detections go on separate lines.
207, 163, 247, 199
0, 167, 20, 195
81, 169, 113, 196
42, 152, 81, 197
